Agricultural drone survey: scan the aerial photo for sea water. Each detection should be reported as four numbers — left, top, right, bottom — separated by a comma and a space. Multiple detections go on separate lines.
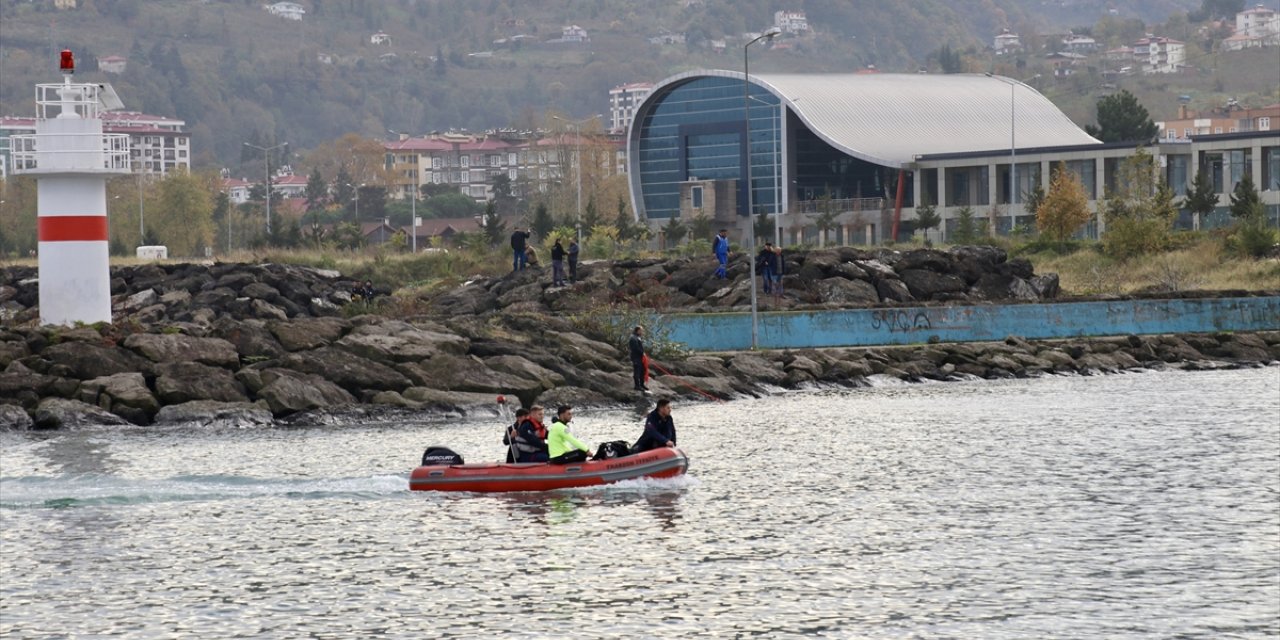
1, 367, 1277, 638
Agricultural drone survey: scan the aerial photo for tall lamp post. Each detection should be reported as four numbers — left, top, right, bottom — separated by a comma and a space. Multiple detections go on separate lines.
984, 73, 1039, 226
744, 27, 780, 350
243, 141, 289, 235
552, 115, 595, 244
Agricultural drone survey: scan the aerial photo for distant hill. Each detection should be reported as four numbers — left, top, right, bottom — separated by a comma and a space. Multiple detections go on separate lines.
8, 0, 1270, 176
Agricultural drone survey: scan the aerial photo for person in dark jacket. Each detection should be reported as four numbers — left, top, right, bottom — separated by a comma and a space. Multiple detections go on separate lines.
567, 239, 580, 283
756, 241, 780, 294
632, 398, 676, 454
510, 228, 530, 272
628, 325, 649, 393
503, 407, 529, 463
550, 239, 567, 286
512, 405, 549, 463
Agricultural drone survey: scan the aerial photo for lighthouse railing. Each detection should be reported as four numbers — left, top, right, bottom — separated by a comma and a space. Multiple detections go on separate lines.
9, 133, 131, 172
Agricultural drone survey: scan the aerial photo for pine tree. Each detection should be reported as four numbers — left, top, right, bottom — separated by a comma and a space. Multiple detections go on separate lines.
914, 202, 942, 244
530, 202, 555, 240
304, 168, 329, 213
1183, 168, 1218, 227
952, 206, 980, 244
1229, 174, 1261, 220
1084, 90, 1159, 143
481, 201, 507, 247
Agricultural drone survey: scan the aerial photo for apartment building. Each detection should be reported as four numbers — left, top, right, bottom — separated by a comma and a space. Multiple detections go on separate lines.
0, 111, 190, 178
1158, 102, 1279, 141
609, 82, 654, 133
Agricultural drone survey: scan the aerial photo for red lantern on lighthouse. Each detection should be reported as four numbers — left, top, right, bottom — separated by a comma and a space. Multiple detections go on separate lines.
59, 49, 75, 74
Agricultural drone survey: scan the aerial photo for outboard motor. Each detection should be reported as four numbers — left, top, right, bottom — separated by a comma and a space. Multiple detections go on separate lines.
421, 446, 464, 466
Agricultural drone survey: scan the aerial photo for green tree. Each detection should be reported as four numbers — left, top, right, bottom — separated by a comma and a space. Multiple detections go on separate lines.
151, 171, 214, 256
1084, 90, 1158, 143
808, 198, 840, 248
662, 216, 688, 248
914, 202, 942, 244
580, 194, 602, 238
304, 168, 328, 213
935, 43, 963, 73
1101, 149, 1177, 258
952, 206, 981, 244
1023, 182, 1046, 217
1037, 163, 1092, 243
530, 201, 555, 240
688, 212, 713, 243
1229, 174, 1261, 219
1184, 168, 1218, 228
424, 192, 480, 219
481, 200, 507, 247
613, 196, 638, 242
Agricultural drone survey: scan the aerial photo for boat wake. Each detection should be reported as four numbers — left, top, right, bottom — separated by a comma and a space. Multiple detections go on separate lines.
0, 473, 410, 510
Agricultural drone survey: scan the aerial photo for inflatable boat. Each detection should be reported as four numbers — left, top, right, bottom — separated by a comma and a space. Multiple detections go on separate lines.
408, 447, 689, 493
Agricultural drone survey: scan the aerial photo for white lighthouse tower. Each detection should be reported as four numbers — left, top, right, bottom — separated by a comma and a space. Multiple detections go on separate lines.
11, 51, 130, 326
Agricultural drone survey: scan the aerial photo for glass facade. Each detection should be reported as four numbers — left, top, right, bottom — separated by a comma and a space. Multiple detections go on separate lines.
634, 76, 780, 219
789, 111, 906, 205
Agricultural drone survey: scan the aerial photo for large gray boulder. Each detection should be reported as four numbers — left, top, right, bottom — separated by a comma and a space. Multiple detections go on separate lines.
256, 368, 356, 416
0, 404, 33, 430
726, 354, 788, 386
334, 320, 470, 364
898, 269, 968, 299
122, 334, 241, 368
278, 346, 412, 394
154, 361, 250, 404
77, 372, 158, 415
34, 397, 132, 429
401, 387, 509, 413
815, 277, 881, 305
153, 400, 274, 427
484, 354, 567, 388
268, 317, 351, 352
42, 342, 154, 379
210, 318, 286, 359
415, 353, 546, 400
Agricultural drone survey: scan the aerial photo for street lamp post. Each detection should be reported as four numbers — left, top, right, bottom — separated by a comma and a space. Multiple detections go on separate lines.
744, 27, 780, 350
137, 171, 145, 242
985, 73, 1039, 227
552, 115, 595, 244
243, 141, 289, 235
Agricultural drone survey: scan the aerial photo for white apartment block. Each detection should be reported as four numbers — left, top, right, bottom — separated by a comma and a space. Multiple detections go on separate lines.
1225, 4, 1280, 50
384, 132, 623, 204
1132, 36, 1184, 74
774, 11, 809, 34
993, 29, 1021, 53
0, 111, 190, 178
265, 2, 305, 20
609, 82, 654, 133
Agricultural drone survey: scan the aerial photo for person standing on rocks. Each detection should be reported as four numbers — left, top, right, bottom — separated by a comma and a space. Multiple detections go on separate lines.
550, 239, 567, 286
567, 239, 580, 283
510, 228, 530, 272
713, 229, 730, 279
756, 241, 778, 294
629, 325, 650, 393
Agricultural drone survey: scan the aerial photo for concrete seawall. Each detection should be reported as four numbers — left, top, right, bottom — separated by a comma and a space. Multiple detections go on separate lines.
664, 297, 1280, 351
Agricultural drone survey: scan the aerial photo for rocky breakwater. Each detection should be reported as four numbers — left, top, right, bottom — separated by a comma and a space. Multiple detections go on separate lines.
2, 247, 1276, 430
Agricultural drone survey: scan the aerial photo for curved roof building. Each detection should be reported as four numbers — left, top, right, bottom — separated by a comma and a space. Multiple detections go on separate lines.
626, 69, 1102, 239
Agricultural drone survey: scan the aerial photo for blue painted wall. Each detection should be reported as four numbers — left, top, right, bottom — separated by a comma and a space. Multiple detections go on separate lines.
663, 297, 1280, 351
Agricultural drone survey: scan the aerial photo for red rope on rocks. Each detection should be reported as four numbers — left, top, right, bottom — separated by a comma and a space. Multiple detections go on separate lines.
647, 360, 725, 403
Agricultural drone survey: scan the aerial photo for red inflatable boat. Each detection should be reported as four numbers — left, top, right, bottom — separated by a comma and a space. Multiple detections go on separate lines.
408, 447, 689, 493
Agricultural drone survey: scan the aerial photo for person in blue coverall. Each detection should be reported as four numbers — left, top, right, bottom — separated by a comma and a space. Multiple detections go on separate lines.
712, 229, 729, 278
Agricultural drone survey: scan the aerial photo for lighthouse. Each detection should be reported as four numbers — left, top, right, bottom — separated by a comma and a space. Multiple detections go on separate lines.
11, 51, 130, 326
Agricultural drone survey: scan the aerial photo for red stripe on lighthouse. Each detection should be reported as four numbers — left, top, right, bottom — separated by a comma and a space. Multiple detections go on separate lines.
38, 216, 109, 242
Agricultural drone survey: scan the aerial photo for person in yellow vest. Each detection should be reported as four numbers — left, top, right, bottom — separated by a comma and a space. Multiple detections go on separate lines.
547, 405, 591, 464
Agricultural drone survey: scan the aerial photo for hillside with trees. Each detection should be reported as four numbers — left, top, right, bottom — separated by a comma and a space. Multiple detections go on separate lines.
9, 0, 1263, 176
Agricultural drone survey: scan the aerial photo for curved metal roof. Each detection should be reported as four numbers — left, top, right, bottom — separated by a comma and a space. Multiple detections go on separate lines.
644, 70, 1100, 167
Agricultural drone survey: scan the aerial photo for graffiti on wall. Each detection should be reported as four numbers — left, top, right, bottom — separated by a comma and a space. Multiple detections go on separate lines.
869, 309, 934, 333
